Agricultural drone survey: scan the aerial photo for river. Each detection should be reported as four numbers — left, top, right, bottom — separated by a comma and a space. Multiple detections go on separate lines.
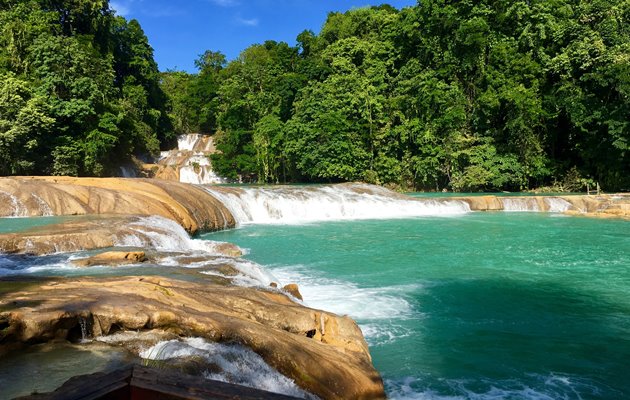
1, 186, 628, 399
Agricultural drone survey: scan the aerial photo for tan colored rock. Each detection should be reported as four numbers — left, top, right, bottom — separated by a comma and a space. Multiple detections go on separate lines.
283, 283, 303, 301
141, 164, 180, 182
72, 251, 147, 267
0, 216, 165, 255
445, 193, 630, 219
0, 177, 235, 234
0, 276, 385, 399
211, 242, 243, 257
454, 196, 504, 211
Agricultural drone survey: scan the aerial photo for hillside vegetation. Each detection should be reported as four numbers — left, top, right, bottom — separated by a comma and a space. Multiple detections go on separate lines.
1, 0, 628, 191
0, 0, 172, 177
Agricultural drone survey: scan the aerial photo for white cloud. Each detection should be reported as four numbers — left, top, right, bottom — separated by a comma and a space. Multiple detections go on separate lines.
235, 16, 259, 26
110, 1, 131, 16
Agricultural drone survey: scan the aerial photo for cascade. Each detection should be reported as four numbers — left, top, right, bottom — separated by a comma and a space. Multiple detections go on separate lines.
157, 134, 227, 184
545, 197, 572, 212
119, 166, 137, 178
31, 194, 54, 216
501, 198, 541, 212
178, 153, 226, 185
112, 215, 274, 286
139, 338, 311, 398
204, 184, 471, 225
0, 190, 28, 217
78, 317, 89, 342
115, 216, 230, 253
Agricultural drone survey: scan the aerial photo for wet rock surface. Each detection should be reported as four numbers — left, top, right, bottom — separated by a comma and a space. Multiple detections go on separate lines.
0, 275, 386, 399
453, 194, 630, 218
72, 251, 147, 267
0, 176, 235, 233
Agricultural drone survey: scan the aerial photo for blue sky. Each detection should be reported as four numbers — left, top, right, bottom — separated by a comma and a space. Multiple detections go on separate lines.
109, 0, 417, 72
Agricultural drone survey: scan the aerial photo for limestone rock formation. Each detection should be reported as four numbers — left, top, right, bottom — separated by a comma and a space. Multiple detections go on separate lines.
143, 134, 227, 185
453, 194, 630, 218
0, 216, 241, 257
0, 275, 386, 400
0, 177, 235, 233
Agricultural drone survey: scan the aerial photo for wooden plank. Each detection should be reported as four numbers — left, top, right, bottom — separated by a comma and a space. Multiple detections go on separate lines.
15, 367, 133, 400
15, 365, 303, 400
130, 366, 302, 400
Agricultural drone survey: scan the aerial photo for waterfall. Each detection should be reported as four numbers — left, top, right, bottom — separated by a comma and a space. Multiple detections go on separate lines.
177, 134, 203, 151
115, 216, 231, 253
78, 316, 89, 342
545, 198, 572, 212
204, 184, 470, 225
501, 197, 574, 213
501, 198, 541, 212
179, 154, 227, 184
139, 338, 312, 398
0, 190, 28, 217
119, 166, 137, 178
31, 194, 53, 216
156, 134, 226, 184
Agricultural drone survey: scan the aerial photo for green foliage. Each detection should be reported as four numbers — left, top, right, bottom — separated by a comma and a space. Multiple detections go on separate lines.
3, 0, 627, 191
183, 1, 628, 191
0, 0, 171, 176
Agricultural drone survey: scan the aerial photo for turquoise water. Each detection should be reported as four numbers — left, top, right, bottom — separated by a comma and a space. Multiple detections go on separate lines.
205, 213, 630, 399
0, 216, 77, 234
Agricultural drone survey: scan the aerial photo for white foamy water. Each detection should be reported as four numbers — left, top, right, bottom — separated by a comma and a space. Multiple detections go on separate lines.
140, 338, 312, 399
0, 190, 28, 217
177, 134, 203, 151
271, 265, 417, 320
31, 194, 53, 216
0, 254, 74, 276
544, 198, 572, 213
385, 373, 606, 400
205, 185, 470, 225
159, 134, 227, 184
119, 166, 137, 178
502, 197, 575, 213
116, 216, 233, 254
114, 216, 276, 286
196, 256, 276, 287
501, 198, 541, 212
179, 154, 227, 185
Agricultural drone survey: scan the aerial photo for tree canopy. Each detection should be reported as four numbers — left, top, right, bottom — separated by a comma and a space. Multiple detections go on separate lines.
169, 0, 627, 191
0, 0, 172, 176
1, 0, 628, 191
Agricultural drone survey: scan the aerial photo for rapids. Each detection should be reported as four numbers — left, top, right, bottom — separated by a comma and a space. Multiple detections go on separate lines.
204, 184, 471, 224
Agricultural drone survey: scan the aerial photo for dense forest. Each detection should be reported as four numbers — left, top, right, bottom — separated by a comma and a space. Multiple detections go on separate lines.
0, 0, 172, 176
1, 1, 628, 191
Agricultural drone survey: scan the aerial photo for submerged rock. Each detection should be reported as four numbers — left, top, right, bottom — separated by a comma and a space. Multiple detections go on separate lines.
0, 276, 386, 399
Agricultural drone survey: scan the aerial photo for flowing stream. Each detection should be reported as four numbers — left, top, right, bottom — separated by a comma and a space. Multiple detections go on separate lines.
1, 186, 629, 399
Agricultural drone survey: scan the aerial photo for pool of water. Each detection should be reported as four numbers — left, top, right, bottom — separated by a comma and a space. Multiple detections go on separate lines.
205, 213, 630, 399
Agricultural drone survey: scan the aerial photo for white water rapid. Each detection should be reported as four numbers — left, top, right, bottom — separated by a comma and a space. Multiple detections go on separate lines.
501, 197, 573, 212
139, 338, 312, 399
501, 198, 541, 212
158, 134, 227, 184
204, 184, 471, 225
